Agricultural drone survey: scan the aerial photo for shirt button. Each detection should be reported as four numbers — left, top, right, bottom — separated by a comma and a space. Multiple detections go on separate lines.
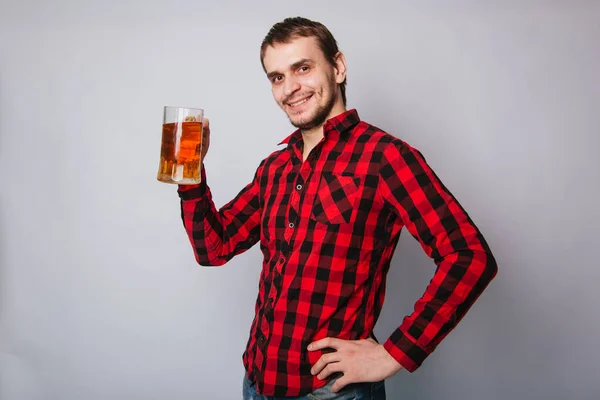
296, 184, 303, 190
289, 222, 294, 228
279, 257, 285, 264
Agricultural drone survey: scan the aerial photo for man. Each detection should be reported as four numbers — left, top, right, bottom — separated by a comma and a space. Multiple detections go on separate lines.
177, 17, 497, 400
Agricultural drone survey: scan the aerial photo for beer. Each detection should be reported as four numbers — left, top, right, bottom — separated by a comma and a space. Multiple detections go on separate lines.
157, 119, 202, 184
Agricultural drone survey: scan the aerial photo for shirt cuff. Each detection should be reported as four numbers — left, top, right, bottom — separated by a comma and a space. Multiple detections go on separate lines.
177, 166, 207, 200
383, 329, 430, 373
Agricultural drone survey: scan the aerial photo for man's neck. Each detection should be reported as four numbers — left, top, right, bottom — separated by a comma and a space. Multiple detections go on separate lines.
301, 105, 347, 161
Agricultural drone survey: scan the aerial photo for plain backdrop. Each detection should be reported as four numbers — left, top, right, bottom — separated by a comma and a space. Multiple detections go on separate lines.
1, 1, 599, 399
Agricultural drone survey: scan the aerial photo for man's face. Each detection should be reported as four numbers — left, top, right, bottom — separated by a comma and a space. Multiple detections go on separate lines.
263, 36, 342, 130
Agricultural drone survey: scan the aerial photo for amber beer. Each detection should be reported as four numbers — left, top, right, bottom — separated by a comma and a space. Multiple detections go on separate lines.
157, 107, 204, 184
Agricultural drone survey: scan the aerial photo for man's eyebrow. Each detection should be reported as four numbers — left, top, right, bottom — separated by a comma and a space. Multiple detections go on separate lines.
266, 58, 314, 80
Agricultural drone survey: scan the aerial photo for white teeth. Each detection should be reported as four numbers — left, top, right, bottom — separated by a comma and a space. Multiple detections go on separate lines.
289, 97, 310, 107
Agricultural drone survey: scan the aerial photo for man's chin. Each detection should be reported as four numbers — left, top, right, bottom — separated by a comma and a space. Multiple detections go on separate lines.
291, 119, 319, 131
286, 103, 332, 130
289, 113, 317, 130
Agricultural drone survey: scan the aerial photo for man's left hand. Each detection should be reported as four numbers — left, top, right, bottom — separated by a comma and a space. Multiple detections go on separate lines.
307, 337, 404, 392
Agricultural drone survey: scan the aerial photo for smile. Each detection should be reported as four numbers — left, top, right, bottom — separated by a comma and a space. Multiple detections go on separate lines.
287, 95, 312, 108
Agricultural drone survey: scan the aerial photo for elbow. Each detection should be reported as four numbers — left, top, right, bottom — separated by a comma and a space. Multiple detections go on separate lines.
480, 250, 498, 285
189, 241, 228, 267
458, 246, 497, 287
197, 260, 225, 267
194, 253, 227, 267
197, 260, 217, 267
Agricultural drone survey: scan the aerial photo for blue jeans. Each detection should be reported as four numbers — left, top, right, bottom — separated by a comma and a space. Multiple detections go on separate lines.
242, 374, 386, 400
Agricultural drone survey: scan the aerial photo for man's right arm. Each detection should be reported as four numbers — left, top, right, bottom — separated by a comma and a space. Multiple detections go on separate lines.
177, 160, 264, 266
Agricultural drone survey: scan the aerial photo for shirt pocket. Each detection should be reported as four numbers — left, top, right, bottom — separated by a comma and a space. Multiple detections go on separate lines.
311, 172, 362, 225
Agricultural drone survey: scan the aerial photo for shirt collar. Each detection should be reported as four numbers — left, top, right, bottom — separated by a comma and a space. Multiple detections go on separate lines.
277, 109, 361, 147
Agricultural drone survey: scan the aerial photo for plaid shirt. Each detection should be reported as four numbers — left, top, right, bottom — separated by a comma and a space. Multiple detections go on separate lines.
177, 109, 497, 397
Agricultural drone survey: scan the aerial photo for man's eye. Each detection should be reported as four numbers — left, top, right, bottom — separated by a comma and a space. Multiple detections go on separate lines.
299, 66, 309, 72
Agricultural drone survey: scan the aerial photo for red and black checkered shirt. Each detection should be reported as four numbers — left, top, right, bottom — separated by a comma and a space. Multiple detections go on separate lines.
177, 109, 497, 397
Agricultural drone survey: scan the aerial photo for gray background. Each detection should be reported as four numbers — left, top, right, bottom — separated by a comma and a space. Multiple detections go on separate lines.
1, 1, 599, 399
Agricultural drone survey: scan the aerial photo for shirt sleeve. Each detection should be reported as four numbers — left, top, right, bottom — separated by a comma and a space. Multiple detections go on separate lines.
177, 161, 264, 266
377, 140, 498, 372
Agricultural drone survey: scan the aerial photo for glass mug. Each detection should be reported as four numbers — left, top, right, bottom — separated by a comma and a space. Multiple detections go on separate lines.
156, 106, 204, 185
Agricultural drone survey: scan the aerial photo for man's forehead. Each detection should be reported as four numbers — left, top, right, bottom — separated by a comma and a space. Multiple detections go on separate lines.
263, 36, 323, 71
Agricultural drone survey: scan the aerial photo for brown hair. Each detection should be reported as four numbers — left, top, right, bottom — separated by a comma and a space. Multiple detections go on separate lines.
260, 17, 347, 106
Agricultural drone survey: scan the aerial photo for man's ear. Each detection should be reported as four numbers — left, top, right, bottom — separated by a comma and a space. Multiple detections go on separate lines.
333, 51, 347, 84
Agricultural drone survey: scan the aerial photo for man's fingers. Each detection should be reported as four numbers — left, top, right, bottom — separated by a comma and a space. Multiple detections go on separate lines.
308, 337, 343, 351
202, 118, 210, 139
310, 352, 342, 375
331, 374, 353, 393
317, 362, 343, 381
201, 117, 210, 158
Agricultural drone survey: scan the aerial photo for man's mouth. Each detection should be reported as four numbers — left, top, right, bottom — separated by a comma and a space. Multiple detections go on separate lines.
287, 95, 313, 108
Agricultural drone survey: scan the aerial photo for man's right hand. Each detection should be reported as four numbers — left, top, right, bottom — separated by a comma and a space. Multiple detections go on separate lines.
202, 117, 210, 160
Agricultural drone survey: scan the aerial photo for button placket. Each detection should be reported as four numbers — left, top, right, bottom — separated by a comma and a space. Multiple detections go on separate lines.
259, 317, 271, 347
287, 184, 300, 234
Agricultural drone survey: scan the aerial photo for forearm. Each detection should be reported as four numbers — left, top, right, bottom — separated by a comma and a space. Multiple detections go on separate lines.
384, 236, 497, 371
177, 166, 261, 266
179, 192, 227, 266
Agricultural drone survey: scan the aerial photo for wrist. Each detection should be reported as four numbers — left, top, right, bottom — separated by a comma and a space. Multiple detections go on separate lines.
380, 344, 404, 377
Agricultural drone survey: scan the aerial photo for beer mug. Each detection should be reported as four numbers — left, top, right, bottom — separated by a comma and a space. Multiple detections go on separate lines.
156, 106, 204, 184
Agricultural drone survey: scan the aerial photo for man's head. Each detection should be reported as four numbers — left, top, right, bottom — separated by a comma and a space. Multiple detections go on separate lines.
260, 17, 347, 131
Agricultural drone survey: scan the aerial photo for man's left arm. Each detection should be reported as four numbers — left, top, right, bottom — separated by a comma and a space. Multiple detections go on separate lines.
376, 139, 498, 372
309, 139, 497, 391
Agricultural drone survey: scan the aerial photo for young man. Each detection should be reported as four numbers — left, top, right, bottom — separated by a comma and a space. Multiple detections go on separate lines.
177, 17, 497, 400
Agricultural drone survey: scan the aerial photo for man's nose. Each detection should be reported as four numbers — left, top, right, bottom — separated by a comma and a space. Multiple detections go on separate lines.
283, 77, 300, 97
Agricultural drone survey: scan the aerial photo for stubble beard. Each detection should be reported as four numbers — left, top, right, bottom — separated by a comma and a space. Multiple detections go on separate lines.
287, 78, 338, 131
